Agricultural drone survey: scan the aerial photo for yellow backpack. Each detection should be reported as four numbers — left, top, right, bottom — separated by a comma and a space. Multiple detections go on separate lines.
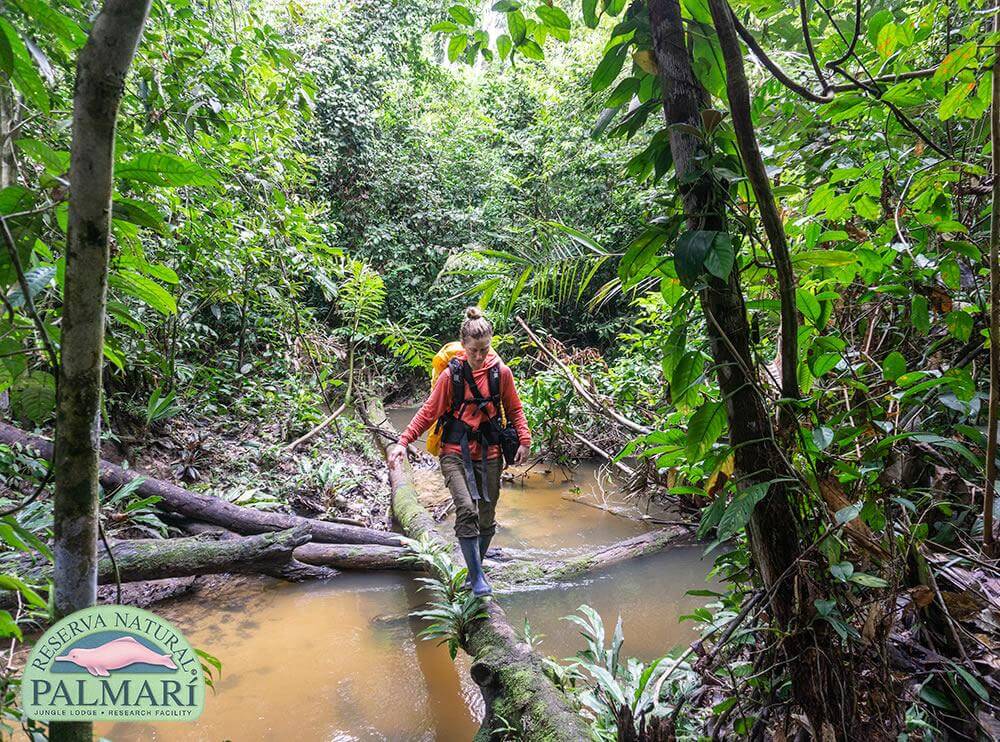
425, 342, 464, 456
425, 342, 506, 455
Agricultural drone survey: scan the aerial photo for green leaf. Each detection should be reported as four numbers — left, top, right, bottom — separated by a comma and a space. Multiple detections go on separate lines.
0, 609, 22, 640
875, 23, 897, 57
849, 572, 888, 588
686, 400, 725, 459
7, 265, 55, 308
112, 198, 168, 234
0, 27, 12, 76
518, 39, 544, 60
933, 42, 977, 85
430, 20, 460, 32
10, 0, 86, 49
796, 289, 822, 327
812, 426, 834, 450
536, 5, 570, 28
830, 561, 854, 581
0, 186, 34, 215
0, 574, 46, 609
835, 502, 861, 525
703, 232, 733, 279
945, 310, 972, 342
717, 482, 769, 541
591, 45, 627, 93
12, 370, 55, 424
448, 5, 475, 25
109, 270, 177, 315
619, 227, 667, 287
496, 33, 512, 60
882, 351, 906, 382
116, 153, 218, 187
15, 138, 68, 174
911, 295, 930, 334
447, 34, 468, 62
492, 0, 521, 10
507, 10, 527, 44
0, 18, 49, 113
674, 230, 715, 288
793, 250, 858, 268
948, 661, 989, 702
938, 79, 975, 121
582, 0, 599, 27
670, 351, 703, 409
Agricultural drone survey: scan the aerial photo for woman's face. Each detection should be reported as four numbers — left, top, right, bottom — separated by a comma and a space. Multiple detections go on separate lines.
462, 335, 491, 370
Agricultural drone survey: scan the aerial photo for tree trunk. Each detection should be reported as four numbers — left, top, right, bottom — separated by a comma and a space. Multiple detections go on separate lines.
705, 0, 799, 405
53, 3, 151, 739
364, 399, 590, 741
0, 423, 401, 546
7, 528, 333, 599
647, 0, 849, 735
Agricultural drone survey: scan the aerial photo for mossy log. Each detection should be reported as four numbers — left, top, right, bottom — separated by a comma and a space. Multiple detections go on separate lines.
490, 526, 695, 587
0, 422, 400, 546
2, 528, 335, 608
363, 399, 590, 741
165, 517, 419, 571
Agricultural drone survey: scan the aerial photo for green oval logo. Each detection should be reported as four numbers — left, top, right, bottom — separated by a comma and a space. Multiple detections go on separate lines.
22, 605, 205, 722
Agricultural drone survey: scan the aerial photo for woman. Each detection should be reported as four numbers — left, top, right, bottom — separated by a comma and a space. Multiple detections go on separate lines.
388, 307, 531, 597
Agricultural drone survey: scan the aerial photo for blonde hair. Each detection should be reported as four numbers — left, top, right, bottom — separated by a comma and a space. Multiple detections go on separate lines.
460, 306, 493, 342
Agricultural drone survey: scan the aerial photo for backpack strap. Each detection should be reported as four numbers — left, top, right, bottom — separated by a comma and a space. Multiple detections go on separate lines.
488, 363, 505, 426
448, 357, 465, 416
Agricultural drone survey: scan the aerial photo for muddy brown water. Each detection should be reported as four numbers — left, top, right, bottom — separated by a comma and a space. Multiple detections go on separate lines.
80, 408, 719, 741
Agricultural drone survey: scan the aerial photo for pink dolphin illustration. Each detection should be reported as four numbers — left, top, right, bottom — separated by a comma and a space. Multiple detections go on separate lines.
55, 636, 178, 677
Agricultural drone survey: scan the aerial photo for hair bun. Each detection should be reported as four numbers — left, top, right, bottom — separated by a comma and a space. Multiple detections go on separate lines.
465, 306, 484, 320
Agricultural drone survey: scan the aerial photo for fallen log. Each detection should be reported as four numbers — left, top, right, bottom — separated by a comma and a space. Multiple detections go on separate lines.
165, 516, 418, 571
2, 528, 335, 609
490, 526, 695, 587
363, 399, 590, 742
0, 422, 400, 547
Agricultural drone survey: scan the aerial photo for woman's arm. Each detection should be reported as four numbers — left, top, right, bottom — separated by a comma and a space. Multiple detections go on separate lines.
398, 369, 453, 448
500, 365, 532, 447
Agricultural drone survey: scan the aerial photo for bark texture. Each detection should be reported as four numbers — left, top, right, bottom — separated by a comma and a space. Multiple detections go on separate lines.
53, 4, 151, 739
648, 0, 850, 735
13, 527, 333, 588
706, 0, 799, 403
0, 423, 401, 546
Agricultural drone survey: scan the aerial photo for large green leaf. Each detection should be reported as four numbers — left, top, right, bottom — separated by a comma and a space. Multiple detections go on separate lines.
115, 153, 218, 187
109, 270, 177, 315
535, 5, 570, 29
674, 230, 716, 288
717, 482, 769, 541
0, 18, 49, 113
12, 370, 55, 424
686, 400, 725, 459
591, 46, 627, 93
670, 351, 703, 409
7, 265, 56, 308
11, 0, 86, 50
15, 138, 69, 174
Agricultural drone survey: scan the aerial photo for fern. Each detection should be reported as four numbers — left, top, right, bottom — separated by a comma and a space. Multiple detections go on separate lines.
380, 320, 438, 369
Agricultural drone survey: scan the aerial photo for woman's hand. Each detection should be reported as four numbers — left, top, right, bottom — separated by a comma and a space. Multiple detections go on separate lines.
388, 444, 406, 468
514, 444, 530, 465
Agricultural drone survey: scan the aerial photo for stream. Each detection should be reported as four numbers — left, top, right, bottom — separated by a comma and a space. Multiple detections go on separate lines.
88, 408, 718, 741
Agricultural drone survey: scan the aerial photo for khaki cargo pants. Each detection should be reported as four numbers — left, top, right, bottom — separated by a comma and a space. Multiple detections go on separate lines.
440, 453, 502, 539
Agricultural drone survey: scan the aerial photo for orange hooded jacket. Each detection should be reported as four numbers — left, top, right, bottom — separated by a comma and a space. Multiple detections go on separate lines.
398, 350, 531, 460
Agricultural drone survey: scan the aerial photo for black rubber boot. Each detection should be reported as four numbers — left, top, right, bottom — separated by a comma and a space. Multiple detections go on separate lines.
479, 532, 494, 561
458, 536, 492, 597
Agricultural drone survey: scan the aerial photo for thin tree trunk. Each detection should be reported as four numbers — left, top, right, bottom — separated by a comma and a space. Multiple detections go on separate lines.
647, 0, 849, 735
986, 7, 1000, 557
705, 0, 800, 405
52, 2, 151, 740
